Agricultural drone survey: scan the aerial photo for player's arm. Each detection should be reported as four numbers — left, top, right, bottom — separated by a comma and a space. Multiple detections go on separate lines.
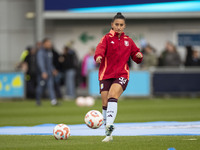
130, 40, 143, 64
94, 35, 107, 63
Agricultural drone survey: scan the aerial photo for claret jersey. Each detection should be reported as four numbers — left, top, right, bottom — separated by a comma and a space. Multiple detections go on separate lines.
94, 30, 143, 80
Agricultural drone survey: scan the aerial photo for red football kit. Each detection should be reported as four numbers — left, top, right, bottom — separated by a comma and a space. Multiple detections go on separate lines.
94, 29, 143, 81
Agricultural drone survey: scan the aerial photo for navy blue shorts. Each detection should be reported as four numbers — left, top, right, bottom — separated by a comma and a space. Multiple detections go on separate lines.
99, 77, 129, 93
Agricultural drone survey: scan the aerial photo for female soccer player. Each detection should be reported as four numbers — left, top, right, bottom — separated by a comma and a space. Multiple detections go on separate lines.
94, 12, 143, 142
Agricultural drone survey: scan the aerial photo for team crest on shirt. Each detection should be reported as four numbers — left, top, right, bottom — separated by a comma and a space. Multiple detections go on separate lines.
111, 41, 115, 44
124, 41, 129, 46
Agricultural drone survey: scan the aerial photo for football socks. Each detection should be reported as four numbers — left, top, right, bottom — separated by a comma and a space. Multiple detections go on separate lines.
102, 106, 107, 125
106, 98, 118, 125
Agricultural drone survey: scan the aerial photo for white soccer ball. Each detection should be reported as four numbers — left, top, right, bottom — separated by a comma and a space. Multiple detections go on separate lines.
85, 96, 95, 107
76, 96, 86, 107
53, 124, 70, 140
84, 110, 103, 129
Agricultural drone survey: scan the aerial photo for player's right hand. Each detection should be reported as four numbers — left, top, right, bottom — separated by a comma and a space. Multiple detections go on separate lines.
96, 56, 102, 63
42, 72, 48, 79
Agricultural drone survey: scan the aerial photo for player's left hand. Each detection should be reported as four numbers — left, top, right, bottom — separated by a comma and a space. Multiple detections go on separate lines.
135, 52, 143, 59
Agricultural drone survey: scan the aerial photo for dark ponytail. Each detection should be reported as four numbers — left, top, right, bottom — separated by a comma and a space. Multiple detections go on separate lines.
112, 12, 126, 22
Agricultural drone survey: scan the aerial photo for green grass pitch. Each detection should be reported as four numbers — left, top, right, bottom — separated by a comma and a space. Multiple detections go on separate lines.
0, 135, 199, 150
0, 98, 200, 150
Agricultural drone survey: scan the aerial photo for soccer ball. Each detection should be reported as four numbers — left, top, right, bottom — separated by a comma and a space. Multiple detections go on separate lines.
76, 96, 86, 107
53, 124, 70, 140
85, 96, 95, 107
84, 110, 103, 129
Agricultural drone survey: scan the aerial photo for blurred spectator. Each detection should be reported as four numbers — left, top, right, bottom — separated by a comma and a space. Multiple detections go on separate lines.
60, 46, 79, 99
52, 47, 62, 98
141, 44, 158, 69
185, 46, 200, 66
36, 38, 58, 106
16, 46, 31, 71
140, 38, 148, 50
20, 46, 31, 62
158, 41, 181, 67
24, 46, 37, 98
17, 42, 42, 71
36, 41, 42, 50
81, 47, 96, 88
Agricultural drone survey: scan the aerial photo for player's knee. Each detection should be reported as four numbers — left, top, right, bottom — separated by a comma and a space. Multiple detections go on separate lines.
107, 92, 117, 99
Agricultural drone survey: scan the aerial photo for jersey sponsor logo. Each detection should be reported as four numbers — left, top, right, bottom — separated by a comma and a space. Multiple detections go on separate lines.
119, 77, 127, 85
111, 41, 115, 44
124, 41, 129, 46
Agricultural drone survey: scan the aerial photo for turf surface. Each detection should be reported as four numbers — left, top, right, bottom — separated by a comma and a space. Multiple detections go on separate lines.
0, 135, 199, 150
0, 98, 200, 126
0, 98, 200, 150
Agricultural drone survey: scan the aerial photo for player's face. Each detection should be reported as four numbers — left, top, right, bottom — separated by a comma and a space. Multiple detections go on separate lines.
111, 19, 126, 34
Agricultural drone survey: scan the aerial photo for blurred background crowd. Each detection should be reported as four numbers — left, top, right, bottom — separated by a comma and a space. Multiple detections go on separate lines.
0, 0, 200, 99
16, 39, 98, 99
16, 39, 200, 99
